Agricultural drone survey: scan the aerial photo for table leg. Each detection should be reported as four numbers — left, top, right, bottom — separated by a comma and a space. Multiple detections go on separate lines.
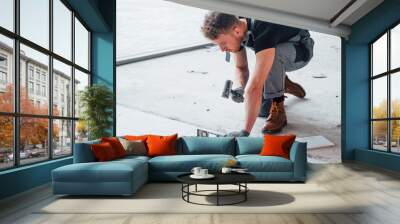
245, 183, 247, 201
195, 184, 198, 192
217, 184, 219, 206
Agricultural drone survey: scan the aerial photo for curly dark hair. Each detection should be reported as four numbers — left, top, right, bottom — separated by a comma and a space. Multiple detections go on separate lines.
201, 12, 240, 40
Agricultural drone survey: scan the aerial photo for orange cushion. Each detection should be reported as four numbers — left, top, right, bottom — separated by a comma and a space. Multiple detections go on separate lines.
101, 137, 127, 158
124, 135, 149, 141
91, 142, 117, 162
146, 134, 178, 157
259, 134, 296, 159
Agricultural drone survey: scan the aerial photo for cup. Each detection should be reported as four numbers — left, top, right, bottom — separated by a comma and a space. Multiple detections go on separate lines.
200, 169, 208, 176
221, 167, 232, 174
191, 167, 202, 176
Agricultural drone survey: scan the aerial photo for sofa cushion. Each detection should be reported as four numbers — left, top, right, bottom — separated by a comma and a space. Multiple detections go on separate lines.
91, 142, 118, 161
147, 134, 178, 157
260, 134, 296, 159
236, 137, 263, 155
118, 138, 147, 156
236, 155, 293, 172
178, 137, 235, 155
52, 159, 147, 183
101, 137, 127, 158
149, 154, 235, 172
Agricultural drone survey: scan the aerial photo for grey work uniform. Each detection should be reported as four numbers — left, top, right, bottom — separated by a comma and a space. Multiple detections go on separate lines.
242, 18, 314, 99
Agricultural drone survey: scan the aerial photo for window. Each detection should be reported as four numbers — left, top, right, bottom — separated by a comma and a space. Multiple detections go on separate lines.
42, 85, 46, 97
0, 116, 13, 170
28, 67, 34, 80
53, 59, 72, 117
19, 117, 49, 165
0, 0, 14, 31
0, 0, 91, 170
35, 70, 41, 81
0, 55, 7, 67
28, 81, 34, 94
75, 17, 89, 70
53, 0, 72, 60
0, 71, 6, 85
21, 44, 49, 116
0, 34, 13, 113
53, 119, 72, 158
74, 69, 89, 118
36, 83, 40, 95
20, 0, 49, 49
370, 23, 400, 153
41, 73, 46, 82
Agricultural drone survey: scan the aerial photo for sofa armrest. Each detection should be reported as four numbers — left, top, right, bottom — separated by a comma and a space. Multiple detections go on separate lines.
73, 141, 99, 163
289, 141, 307, 181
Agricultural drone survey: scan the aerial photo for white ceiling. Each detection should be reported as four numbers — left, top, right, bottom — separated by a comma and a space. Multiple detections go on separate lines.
165, 0, 384, 37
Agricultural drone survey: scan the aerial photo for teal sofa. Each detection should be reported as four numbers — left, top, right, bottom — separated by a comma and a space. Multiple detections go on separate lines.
52, 137, 307, 196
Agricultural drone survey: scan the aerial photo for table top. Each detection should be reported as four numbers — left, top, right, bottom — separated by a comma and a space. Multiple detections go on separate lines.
177, 172, 255, 185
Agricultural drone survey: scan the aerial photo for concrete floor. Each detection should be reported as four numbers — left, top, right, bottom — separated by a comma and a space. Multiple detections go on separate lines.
116, 32, 341, 163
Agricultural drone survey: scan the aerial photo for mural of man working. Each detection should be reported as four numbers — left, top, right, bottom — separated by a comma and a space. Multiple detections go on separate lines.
201, 12, 314, 136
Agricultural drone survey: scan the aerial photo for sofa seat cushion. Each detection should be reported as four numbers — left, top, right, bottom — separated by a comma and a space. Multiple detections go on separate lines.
236, 155, 293, 172
53, 159, 147, 183
149, 154, 235, 172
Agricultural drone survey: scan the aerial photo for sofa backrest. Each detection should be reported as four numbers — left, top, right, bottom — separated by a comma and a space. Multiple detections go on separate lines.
177, 136, 236, 155
73, 139, 100, 163
235, 137, 263, 155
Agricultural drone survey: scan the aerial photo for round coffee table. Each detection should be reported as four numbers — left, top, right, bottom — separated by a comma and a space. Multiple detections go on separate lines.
177, 173, 255, 206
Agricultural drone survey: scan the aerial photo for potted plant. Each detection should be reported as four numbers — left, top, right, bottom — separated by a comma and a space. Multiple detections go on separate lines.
79, 84, 114, 140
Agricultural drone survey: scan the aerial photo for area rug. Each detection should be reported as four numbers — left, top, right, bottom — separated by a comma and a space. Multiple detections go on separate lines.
37, 183, 361, 214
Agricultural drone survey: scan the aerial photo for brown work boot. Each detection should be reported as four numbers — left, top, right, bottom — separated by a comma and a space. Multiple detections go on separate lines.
285, 75, 306, 98
262, 100, 287, 134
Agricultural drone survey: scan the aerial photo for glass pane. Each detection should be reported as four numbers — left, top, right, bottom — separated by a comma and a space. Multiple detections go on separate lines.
20, 44, 49, 115
372, 33, 387, 76
75, 120, 88, 143
53, 0, 72, 60
20, 117, 49, 165
74, 69, 89, 118
53, 119, 72, 157
0, 34, 14, 112
20, 0, 49, 49
53, 59, 72, 117
372, 121, 388, 151
391, 24, 400, 70
0, 0, 14, 31
74, 17, 89, 70
372, 77, 387, 119
391, 120, 400, 153
0, 116, 14, 170
392, 72, 400, 118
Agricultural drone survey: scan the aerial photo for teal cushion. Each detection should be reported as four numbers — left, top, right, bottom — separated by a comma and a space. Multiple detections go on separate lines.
52, 159, 147, 183
236, 137, 263, 155
178, 137, 235, 155
149, 154, 235, 172
236, 155, 293, 172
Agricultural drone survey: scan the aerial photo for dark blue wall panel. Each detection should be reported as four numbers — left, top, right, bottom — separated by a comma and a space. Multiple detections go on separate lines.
0, 158, 72, 199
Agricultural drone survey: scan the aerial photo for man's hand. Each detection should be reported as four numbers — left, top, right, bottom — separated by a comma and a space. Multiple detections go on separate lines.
231, 87, 245, 103
225, 130, 250, 137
